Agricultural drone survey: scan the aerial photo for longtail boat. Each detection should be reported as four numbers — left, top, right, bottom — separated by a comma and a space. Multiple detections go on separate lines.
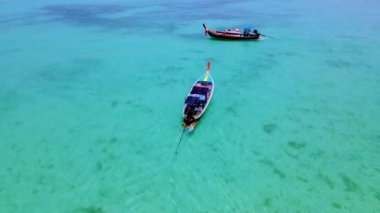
174, 62, 214, 154
182, 62, 214, 131
203, 23, 260, 40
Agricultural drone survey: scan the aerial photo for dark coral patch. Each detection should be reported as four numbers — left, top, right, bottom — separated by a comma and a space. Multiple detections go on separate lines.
273, 168, 286, 179
77, 206, 104, 213
331, 203, 342, 209
318, 172, 335, 189
288, 140, 306, 150
40, 4, 139, 30
263, 198, 273, 207
325, 60, 352, 68
339, 173, 360, 192
374, 190, 380, 201
309, 150, 324, 160
262, 123, 277, 134
111, 100, 118, 107
95, 161, 103, 171
109, 137, 118, 144
257, 159, 274, 167
225, 105, 238, 116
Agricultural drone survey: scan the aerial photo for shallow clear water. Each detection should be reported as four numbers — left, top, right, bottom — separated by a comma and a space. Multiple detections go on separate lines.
1, 0, 379, 212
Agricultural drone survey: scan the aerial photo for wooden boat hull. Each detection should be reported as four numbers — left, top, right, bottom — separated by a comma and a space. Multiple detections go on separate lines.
207, 30, 260, 40
182, 63, 214, 130
202, 24, 260, 40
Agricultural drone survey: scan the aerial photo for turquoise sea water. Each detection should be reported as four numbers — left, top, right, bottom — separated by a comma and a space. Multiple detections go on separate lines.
1, 0, 379, 212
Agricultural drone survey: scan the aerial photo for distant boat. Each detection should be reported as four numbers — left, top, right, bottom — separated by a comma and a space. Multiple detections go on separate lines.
203, 24, 260, 40
182, 61, 214, 131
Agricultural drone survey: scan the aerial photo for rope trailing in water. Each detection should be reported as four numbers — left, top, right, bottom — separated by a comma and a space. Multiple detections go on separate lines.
174, 128, 186, 154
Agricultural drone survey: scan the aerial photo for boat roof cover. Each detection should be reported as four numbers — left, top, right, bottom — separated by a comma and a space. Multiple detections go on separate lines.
185, 96, 199, 106
185, 94, 205, 106
190, 86, 209, 96
225, 29, 240, 34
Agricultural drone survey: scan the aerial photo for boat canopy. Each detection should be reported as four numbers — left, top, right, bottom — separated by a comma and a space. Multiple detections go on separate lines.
190, 86, 209, 96
185, 94, 206, 106
225, 28, 240, 34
